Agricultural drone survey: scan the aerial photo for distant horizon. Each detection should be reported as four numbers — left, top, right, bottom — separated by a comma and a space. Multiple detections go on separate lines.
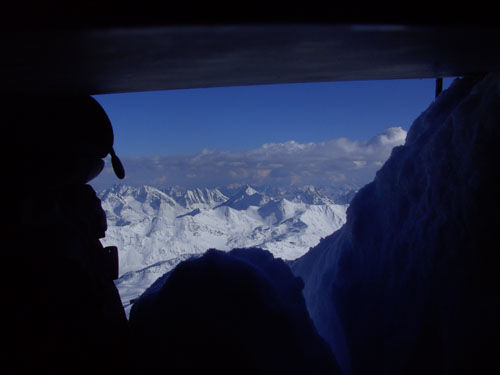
92, 78, 454, 190
94, 179, 362, 192
91, 125, 407, 191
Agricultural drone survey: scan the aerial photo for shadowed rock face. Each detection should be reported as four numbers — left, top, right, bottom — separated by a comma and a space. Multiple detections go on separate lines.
292, 74, 500, 375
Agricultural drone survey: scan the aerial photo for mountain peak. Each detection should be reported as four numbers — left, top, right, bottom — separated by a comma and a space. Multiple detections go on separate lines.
243, 185, 257, 196
217, 185, 270, 210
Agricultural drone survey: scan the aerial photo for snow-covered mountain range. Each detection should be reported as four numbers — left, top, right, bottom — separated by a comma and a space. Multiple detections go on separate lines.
99, 183, 353, 311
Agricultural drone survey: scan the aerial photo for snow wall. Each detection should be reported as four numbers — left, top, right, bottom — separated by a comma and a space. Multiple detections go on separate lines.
292, 74, 500, 374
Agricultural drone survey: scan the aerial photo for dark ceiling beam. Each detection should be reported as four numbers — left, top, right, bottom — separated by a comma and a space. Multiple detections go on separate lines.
3, 2, 498, 30
2, 2, 500, 95
3, 25, 500, 95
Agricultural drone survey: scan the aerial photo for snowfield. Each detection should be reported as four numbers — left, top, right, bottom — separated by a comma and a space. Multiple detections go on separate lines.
99, 184, 351, 313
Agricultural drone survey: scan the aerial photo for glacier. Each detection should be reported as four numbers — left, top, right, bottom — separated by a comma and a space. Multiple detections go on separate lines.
291, 74, 500, 374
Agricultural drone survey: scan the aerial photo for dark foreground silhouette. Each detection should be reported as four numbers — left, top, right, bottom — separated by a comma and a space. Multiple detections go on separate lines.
129, 248, 341, 374
2, 95, 129, 374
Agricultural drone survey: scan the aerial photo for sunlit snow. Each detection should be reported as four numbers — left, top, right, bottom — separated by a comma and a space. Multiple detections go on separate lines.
100, 184, 351, 313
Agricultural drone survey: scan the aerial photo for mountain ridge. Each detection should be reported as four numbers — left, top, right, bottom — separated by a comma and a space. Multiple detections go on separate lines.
99, 183, 353, 312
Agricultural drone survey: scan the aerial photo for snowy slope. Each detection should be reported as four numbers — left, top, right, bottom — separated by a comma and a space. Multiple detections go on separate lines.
291, 75, 500, 375
162, 185, 228, 210
99, 184, 348, 309
114, 253, 200, 316
100, 184, 347, 275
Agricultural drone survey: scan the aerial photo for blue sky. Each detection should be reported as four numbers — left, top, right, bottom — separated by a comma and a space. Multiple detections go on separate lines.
91, 78, 454, 189
93, 78, 453, 157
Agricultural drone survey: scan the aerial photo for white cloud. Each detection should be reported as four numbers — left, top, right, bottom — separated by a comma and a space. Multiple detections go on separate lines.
91, 127, 407, 190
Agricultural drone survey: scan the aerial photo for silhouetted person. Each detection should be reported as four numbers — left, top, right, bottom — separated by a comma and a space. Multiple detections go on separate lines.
2, 95, 129, 374
129, 248, 341, 375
